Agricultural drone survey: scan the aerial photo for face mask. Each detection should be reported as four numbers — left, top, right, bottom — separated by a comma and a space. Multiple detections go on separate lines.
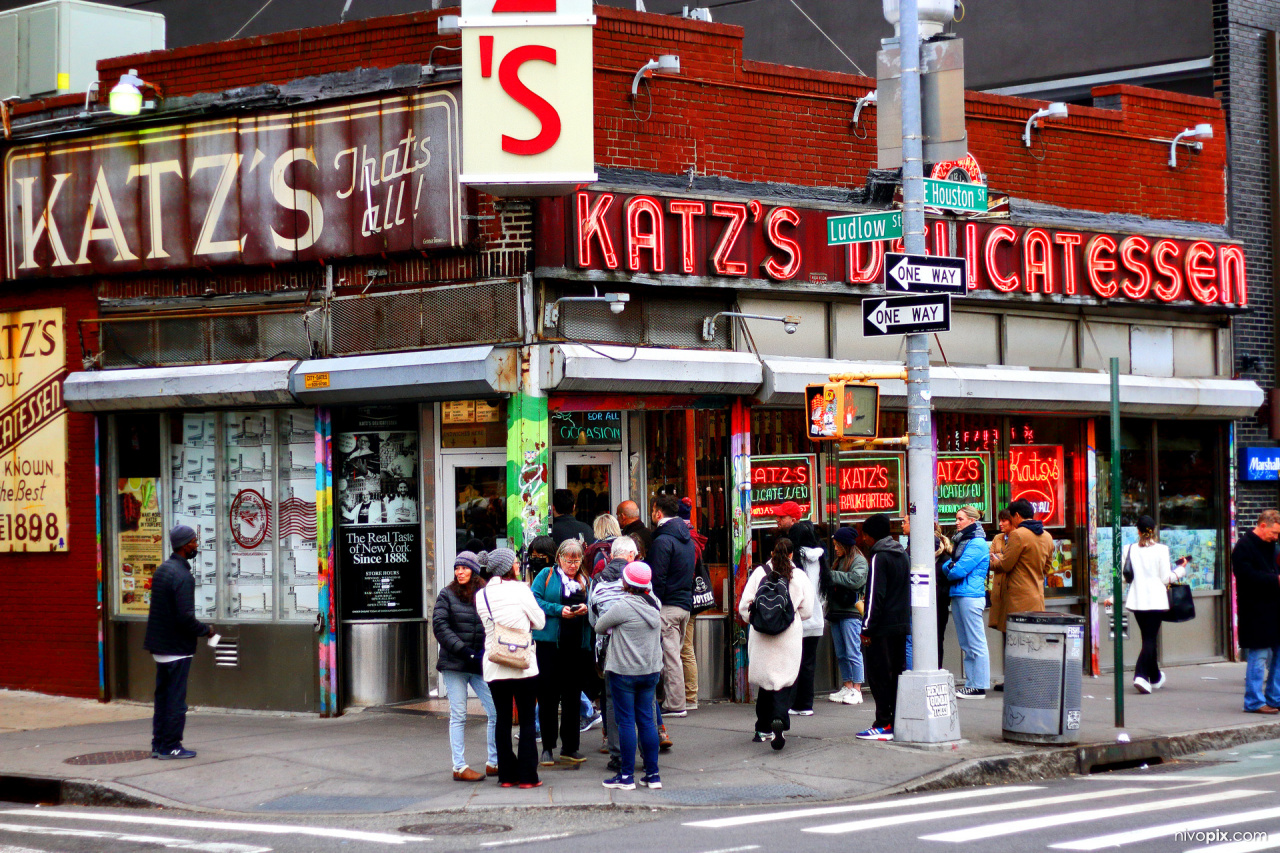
527, 555, 550, 572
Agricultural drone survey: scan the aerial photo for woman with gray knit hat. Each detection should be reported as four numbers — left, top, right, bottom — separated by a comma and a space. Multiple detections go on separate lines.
433, 550, 496, 781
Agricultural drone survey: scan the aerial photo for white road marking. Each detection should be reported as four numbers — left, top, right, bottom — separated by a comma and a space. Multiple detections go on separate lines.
693, 847, 762, 853
480, 832, 573, 847
919, 789, 1269, 843
0, 821, 270, 852
1051, 805, 1280, 850
801, 787, 1150, 835
1190, 831, 1280, 853
683, 785, 1045, 828
0, 810, 423, 845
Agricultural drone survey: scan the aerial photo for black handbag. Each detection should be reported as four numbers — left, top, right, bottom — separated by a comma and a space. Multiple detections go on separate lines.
1122, 546, 1134, 584
1163, 583, 1196, 623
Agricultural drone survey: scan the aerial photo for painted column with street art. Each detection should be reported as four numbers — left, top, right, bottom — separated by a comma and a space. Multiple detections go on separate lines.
0, 307, 69, 553
506, 390, 549, 554
315, 407, 338, 716
729, 398, 753, 702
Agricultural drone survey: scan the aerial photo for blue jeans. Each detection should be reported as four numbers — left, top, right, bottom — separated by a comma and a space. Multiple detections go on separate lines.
151, 657, 193, 753
1243, 646, 1280, 711
830, 617, 864, 684
951, 596, 990, 689
441, 670, 498, 772
608, 672, 660, 779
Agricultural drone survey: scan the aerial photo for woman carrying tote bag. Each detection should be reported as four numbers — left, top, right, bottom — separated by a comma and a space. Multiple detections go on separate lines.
1124, 515, 1185, 694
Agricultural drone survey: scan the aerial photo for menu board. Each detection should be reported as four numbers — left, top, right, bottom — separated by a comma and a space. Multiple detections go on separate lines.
936, 452, 992, 521
117, 478, 163, 615
336, 405, 423, 620
750, 454, 816, 528
551, 410, 623, 446
829, 452, 905, 520
1009, 444, 1066, 527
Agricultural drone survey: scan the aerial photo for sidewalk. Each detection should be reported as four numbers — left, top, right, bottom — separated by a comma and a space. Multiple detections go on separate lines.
1, 660, 1278, 815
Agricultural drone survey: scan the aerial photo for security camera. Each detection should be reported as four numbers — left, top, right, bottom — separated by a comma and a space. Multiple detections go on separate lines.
783, 315, 800, 335
605, 292, 630, 314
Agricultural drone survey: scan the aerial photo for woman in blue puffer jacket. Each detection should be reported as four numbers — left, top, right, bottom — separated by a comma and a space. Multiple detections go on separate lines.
945, 505, 990, 698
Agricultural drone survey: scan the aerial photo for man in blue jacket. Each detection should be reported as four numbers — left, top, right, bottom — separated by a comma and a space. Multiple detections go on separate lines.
144, 525, 214, 760
648, 494, 695, 715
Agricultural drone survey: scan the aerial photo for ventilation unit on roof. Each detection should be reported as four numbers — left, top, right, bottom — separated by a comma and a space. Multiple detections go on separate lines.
0, 0, 164, 101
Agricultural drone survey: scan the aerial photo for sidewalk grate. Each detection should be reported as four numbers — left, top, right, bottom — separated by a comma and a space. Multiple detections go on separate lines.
400, 823, 512, 836
657, 782, 822, 805
64, 750, 153, 766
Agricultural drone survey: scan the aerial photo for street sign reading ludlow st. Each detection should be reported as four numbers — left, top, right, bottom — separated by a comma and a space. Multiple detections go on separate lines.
862, 294, 952, 337
827, 210, 903, 245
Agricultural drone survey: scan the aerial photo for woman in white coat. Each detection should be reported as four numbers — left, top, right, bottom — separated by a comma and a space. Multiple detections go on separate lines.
1124, 515, 1184, 694
738, 538, 813, 750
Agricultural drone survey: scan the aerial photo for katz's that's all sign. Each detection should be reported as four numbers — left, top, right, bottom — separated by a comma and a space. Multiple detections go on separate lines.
545, 191, 1248, 310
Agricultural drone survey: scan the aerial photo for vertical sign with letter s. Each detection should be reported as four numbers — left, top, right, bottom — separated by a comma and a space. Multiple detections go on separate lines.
459, 0, 598, 195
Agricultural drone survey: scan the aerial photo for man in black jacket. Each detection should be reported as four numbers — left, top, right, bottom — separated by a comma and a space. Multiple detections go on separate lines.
616, 500, 652, 560
857, 513, 909, 741
648, 494, 695, 715
551, 489, 595, 546
144, 525, 213, 759
1232, 509, 1280, 714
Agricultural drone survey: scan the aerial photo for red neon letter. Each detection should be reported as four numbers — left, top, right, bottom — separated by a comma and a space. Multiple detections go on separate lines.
1086, 234, 1119, 298
1054, 232, 1083, 295
984, 225, 1020, 292
847, 241, 885, 284
931, 220, 950, 258
1151, 240, 1183, 302
491, 0, 556, 11
668, 200, 704, 274
1185, 241, 1218, 304
1219, 244, 1248, 306
763, 206, 802, 280
576, 192, 617, 269
1023, 228, 1054, 294
1119, 235, 1152, 300
625, 196, 664, 272
499, 45, 560, 156
710, 202, 748, 276
963, 223, 980, 289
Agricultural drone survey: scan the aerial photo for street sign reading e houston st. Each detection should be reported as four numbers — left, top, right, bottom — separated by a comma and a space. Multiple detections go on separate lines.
923, 177, 988, 214
862, 293, 952, 336
884, 252, 966, 293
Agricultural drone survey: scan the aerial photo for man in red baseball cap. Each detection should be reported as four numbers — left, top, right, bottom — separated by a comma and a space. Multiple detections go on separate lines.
775, 501, 804, 533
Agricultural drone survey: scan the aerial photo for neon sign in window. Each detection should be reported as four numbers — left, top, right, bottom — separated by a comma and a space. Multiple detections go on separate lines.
936, 452, 991, 521
1008, 444, 1065, 527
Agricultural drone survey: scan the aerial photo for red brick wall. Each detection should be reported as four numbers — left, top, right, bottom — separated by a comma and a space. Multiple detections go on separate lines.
0, 280, 101, 699
95, 7, 1225, 227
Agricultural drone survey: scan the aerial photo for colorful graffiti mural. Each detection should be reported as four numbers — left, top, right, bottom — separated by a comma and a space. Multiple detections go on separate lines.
506, 390, 549, 554
314, 408, 338, 717
730, 398, 753, 702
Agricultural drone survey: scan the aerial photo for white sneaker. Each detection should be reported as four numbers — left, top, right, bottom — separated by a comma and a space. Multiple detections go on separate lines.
1153, 672, 1167, 690
828, 687, 852, 703
843, 687, 864, 705
1134, 676, 1152, 694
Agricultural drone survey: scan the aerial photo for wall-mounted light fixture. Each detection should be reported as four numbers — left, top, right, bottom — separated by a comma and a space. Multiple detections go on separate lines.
852, 89, 877, 129
702, 311, 800, 342
1167, 123, 1213, 168
108, 69, 161, 116
631, 55, 681, 98
1022, 101, 1068, 148
544, 288, 631, 327
437, 14, 461, 35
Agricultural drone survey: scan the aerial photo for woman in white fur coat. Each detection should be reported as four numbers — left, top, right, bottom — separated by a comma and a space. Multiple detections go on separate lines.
738, 538, 813, 750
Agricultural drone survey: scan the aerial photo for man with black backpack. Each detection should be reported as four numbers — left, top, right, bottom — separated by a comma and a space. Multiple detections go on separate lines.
856, 513, 910, 742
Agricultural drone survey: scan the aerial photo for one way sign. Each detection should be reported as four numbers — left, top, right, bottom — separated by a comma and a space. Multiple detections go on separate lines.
862, 294, 952, 337
884, 253, 967, 294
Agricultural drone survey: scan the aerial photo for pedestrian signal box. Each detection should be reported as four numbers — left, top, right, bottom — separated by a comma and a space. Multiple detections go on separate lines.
805, 382, 879, 440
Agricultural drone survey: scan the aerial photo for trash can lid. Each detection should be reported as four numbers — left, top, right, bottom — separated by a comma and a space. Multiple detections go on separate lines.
1006, 611, 1085, 626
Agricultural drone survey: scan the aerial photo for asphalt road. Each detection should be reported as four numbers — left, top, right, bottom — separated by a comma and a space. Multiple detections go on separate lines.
2, 739, 1279, 853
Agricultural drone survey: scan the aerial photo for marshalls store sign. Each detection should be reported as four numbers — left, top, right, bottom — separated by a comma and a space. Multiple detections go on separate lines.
1241, 447, 1280, 481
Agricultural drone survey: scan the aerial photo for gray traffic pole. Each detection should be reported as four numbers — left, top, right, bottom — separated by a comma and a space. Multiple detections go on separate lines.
892, 0, 960, 745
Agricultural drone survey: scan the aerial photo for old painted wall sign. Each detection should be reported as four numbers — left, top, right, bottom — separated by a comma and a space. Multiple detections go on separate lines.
4, 89, 468, 280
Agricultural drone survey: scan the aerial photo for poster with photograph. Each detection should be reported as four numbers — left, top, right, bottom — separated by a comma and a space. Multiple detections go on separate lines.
335, 407, 423, 620
117, 478, 163, 615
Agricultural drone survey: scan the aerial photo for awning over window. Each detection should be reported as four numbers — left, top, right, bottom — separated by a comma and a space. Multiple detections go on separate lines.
290, 346, 519, 404
758, 356, 1265, 419
543, 344, 763, 396
64, 361, 297, 412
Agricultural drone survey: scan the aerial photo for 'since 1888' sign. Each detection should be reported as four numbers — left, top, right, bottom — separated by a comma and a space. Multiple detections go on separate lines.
4, 89, 468, 279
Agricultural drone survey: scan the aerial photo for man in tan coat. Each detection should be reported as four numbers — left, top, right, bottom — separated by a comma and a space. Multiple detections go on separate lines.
989, 499, 1052, 691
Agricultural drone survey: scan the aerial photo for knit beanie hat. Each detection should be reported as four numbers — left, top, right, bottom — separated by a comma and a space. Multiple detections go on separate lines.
862, 513, 891, 542
487, 547, 517, 578
621, 561, 653, 591
678, 497, 693, 520
833, 526, 858, 549
169, 524, 197, 549
454, 550, 483, 573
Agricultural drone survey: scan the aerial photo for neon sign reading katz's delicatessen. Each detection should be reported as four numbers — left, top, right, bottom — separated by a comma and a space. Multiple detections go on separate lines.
553, 191, 1247, 309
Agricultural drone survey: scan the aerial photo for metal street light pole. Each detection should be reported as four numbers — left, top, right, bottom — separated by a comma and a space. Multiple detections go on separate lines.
890, 0, 960, 745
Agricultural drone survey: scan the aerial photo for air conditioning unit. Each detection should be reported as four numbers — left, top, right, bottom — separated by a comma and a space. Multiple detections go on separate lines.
0, 0, 164, 100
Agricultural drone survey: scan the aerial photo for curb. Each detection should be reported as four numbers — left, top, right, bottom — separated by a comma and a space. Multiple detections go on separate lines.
900, 720, 1280, 794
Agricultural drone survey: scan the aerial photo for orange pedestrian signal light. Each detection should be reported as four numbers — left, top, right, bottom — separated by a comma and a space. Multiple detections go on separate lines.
806, 382, 879, 440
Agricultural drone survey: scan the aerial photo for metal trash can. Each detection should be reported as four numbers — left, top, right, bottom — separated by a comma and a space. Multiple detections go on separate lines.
1002, 612, 1085, 744
694, 613, 729, 702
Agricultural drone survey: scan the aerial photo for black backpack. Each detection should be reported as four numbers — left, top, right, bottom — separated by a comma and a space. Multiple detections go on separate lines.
749, 570, 795, 636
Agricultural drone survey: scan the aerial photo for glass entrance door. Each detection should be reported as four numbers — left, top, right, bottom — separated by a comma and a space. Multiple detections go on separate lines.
554, 451, 621, 528
441, 453, 507, 580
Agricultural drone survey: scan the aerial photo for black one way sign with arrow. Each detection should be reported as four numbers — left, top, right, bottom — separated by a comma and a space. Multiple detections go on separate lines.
884, 252, 966, 293
862, 294, 952, 337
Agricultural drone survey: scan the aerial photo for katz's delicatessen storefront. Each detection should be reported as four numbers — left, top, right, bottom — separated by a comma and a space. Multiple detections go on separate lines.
534, 184, 1261, 685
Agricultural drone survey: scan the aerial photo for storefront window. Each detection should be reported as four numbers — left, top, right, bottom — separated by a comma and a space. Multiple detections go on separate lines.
440, 400, 505, 449
115, 415, 164, 617
1157, 421, 1223, 591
